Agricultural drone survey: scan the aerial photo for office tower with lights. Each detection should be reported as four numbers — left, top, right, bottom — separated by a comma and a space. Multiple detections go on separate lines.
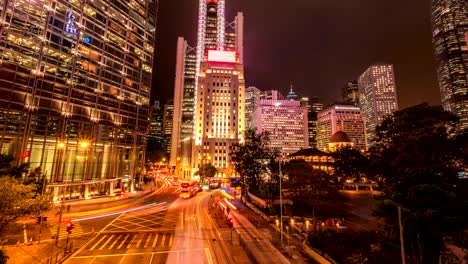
431, 0, 468, 130
170, 0, 244, 177
256, 92, 308, 155
302, 96, 323, 148
358, 64, 399, 144
0, 0, 157, 199
245, 86, 261, 130
149, 100, 165, 143
163, 100, 174, 156
193, 50, 245, 178
316, 105, 367, 151
342, 81, 359, 106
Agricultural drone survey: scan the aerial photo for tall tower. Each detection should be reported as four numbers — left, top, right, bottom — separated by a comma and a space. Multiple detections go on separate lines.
358, 64, 399, 145
193, 50, 245, 178
342, 81, 359, 106
431, 0, 468, 130
170, 1, 245, 178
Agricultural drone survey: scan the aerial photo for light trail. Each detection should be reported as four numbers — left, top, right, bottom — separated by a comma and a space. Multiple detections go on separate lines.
73, 202, 166, 222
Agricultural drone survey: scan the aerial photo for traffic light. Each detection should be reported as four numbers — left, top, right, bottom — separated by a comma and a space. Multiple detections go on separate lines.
66, 221, 74, 233
227, 218, 234, 227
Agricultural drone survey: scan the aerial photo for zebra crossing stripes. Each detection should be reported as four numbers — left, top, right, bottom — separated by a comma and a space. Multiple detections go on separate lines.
86, 232, 173, 251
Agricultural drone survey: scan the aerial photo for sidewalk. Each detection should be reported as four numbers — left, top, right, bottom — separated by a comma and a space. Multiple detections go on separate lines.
2, 181, 164, 264
230, 198, 313, 264
19, 181, 160, 225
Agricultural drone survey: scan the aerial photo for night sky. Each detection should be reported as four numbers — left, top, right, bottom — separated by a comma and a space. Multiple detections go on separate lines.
152, 0, 440, 108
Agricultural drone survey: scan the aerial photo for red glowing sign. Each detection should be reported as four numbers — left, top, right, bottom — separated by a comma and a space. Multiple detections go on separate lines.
207, 50, 237, 63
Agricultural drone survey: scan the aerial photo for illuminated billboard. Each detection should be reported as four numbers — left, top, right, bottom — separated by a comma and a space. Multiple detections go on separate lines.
207, 50, 237, 63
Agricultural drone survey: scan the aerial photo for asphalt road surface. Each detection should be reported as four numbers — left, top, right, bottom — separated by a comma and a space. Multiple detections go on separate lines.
65, 184, 244, 264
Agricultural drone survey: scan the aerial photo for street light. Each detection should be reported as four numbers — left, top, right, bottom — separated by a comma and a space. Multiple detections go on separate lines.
278, 156, 284, 247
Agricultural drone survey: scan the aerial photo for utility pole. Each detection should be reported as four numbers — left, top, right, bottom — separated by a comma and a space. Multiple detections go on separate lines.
398, 206, 406, 264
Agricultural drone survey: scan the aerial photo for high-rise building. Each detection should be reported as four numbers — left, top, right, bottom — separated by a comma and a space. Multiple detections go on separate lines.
358, 64, 399, 144
193, 50, 245, 178
256, 93, 308, 156
245, 86, 261, 130
342, 81, 359, 106
431, 0, 468, 130
306, 97, 324, 148
163, 100, 174, 155
170, 38, 197, 166
170, 0, 244, 177
316, 105, 367, 151
0, 0, 157, 199
149, 100, 165, 142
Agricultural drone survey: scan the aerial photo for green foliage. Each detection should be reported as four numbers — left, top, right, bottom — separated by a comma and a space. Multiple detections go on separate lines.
331, 145, 368, 182
230, 129, 278, 196
0, 177, 54, 240
0, 249, 8, 264
194, 163, 217, 181
0, 154, 29, 179
371, 103, 464, 263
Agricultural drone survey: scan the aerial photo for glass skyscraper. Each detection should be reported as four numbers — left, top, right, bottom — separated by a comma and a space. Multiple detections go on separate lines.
0, 0, 158, 199
358, 64, 399, 145
431, 0, 468, 130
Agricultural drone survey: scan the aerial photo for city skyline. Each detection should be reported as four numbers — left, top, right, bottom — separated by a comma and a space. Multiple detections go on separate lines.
154, 0, 441, 109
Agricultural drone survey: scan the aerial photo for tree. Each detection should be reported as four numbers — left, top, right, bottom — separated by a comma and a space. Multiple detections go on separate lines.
194, 163, 217, 182
370, 103, 463, 263
0, 154, 29, 179
0, 177, 54, 240
0, 249, 8, 264
230, 129, 278, 200
284, 159, 338, 236
332, 145, 368, 183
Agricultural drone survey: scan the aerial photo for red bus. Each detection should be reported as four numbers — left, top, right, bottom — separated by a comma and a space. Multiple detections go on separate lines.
180, 180, 199, 199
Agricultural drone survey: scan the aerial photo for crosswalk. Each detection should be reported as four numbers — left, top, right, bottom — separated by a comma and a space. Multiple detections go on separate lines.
86, 232, 174, 251
121, 203, 169, 219
51, 222, 85, 239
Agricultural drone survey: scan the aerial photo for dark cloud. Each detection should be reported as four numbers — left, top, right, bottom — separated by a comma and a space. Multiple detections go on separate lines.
153, 0, 440, 108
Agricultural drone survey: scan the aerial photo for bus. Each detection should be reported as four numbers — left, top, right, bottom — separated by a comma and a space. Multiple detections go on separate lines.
180, 180, 199, 199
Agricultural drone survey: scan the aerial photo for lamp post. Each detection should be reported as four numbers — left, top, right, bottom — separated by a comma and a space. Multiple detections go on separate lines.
278, 157, 283, 247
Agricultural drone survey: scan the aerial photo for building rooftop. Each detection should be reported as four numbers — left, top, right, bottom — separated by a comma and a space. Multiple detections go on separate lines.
288, 148, 330, 157
330, 131, 352, 143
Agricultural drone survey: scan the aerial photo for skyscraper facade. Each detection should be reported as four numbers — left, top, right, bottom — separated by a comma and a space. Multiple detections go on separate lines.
316, 105, 367, 151
170, 0, 244, 178
256, 94, 308, 156
163, 100, 174, 156
431, 0, 468, 130
245, 86, 261, 130
358, 64, 399, 144
193, 50, 245, 178
342, 81, 359, 106
0, 0, 158, 199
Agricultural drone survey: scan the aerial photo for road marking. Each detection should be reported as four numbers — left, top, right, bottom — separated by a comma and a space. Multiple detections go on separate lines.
149, 252, 155, 263
117, 234, 130, 249
88, 257, 97, 264
72, 248, 206, 258
90, 235, 107, 250
205, 248, 213, 264
152, 233, 159, 247
160, 233, 166, 246
98, 234, 114, 250
136, 235, 144, 248
144, 234, 152, 248
127, 234, 138, 249
108, 235, 121, 249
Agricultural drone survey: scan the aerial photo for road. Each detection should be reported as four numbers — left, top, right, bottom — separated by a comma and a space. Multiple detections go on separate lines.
65, 184, 246, 264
